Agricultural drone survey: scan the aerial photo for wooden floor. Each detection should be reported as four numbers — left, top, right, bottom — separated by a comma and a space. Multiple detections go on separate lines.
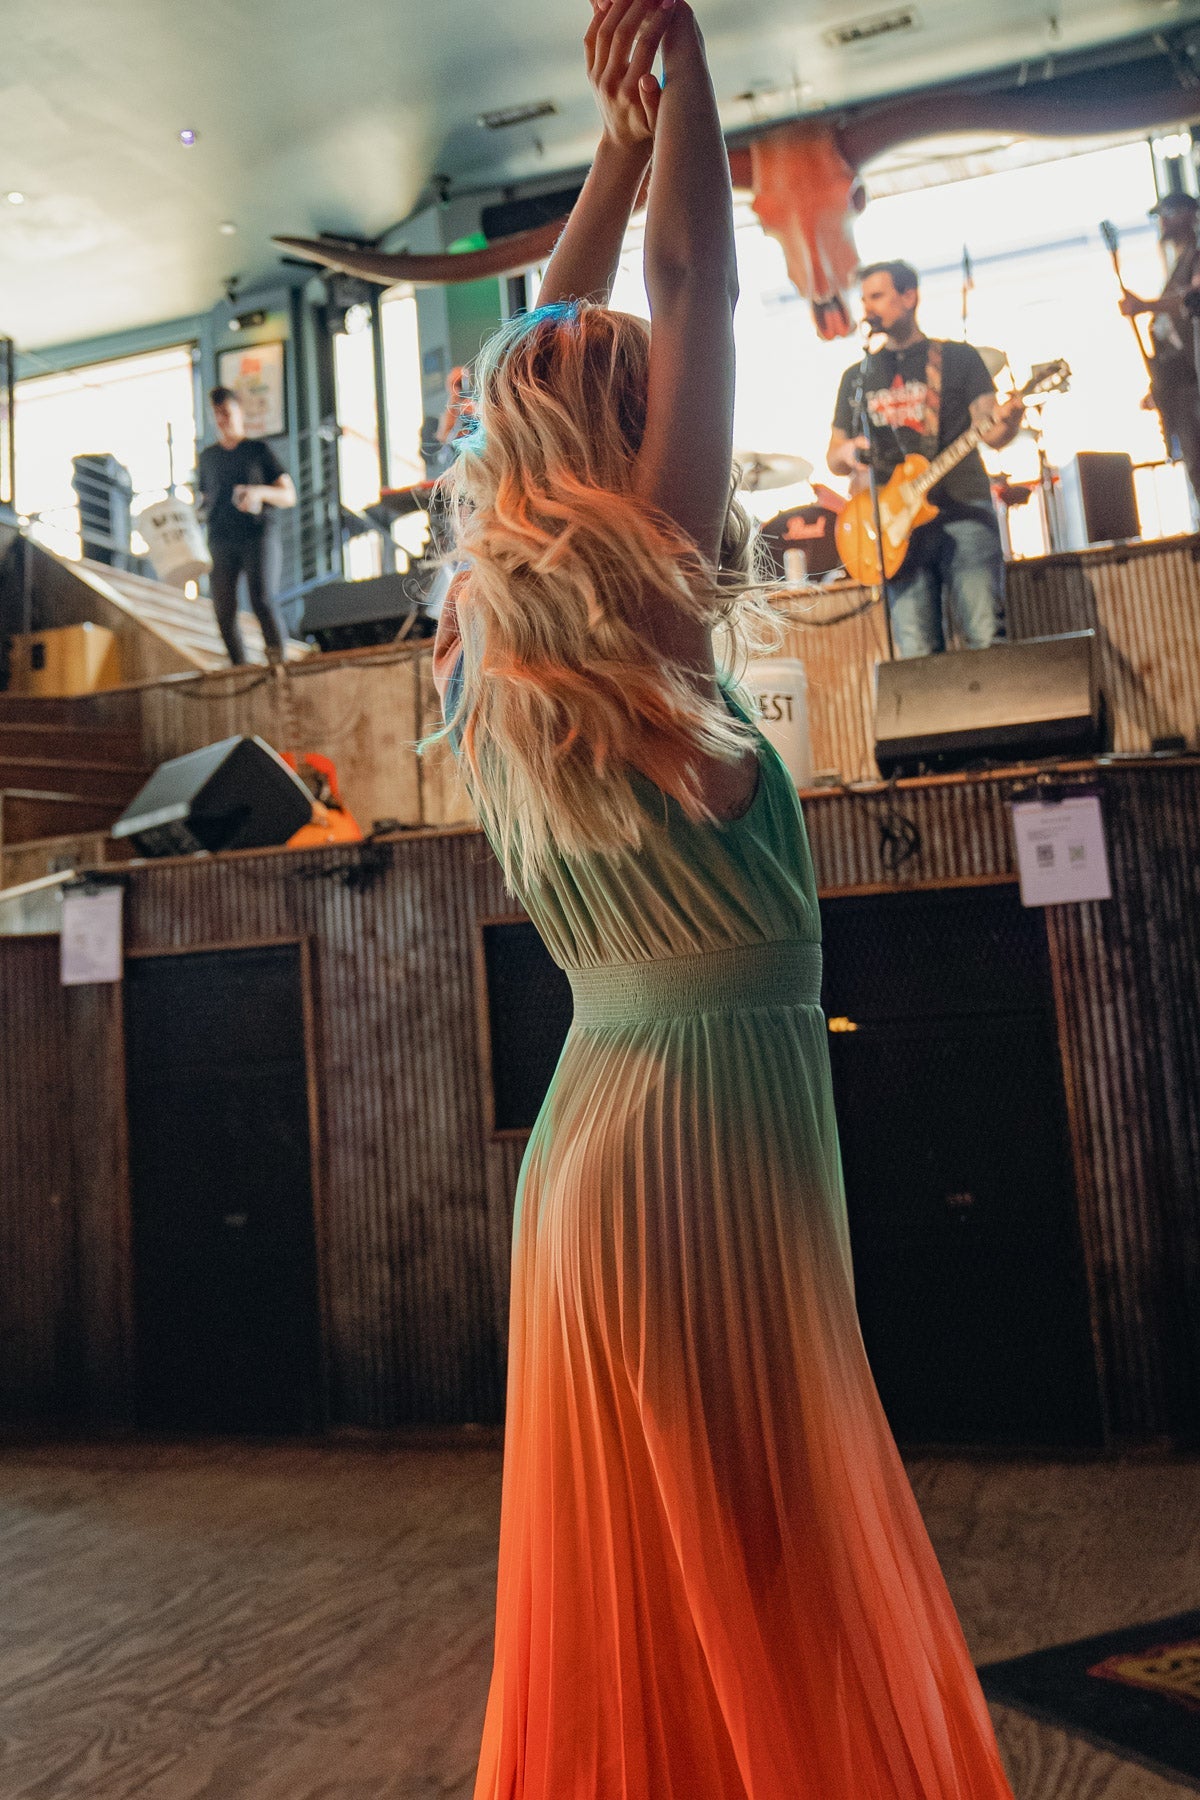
0, 1441, 1196, 1799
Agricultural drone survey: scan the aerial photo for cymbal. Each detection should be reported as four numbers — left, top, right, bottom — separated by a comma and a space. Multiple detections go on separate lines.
977, 346, 1009, 378
734, 451, 814, 492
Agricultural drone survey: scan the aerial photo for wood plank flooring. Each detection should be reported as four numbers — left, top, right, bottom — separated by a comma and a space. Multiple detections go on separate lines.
0, 1441, 1196, 1799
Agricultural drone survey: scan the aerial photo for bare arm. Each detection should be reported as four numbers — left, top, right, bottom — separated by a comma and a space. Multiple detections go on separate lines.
536, 0, 669, 308
632, 1, 737, 570
261, 474, 296, 508
1120, 290, 1165, 318
536, 142, 649, 308
827, 426, 868, 478
971, 393, 1023, 452
233, 473, 296, 513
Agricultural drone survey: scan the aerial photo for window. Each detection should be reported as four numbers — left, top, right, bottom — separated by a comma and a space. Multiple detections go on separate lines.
15, 345, 197, 560
610, 134, 1189, 547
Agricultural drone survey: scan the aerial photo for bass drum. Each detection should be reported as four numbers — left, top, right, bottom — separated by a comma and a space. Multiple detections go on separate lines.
760, 503, 844, 579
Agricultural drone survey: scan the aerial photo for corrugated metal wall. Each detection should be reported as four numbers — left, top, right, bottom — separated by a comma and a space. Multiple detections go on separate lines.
773, 535, 1200, 782
0, 938, 74, 1421
1007, 539, 1200, 755
2, 768, 1196, 1442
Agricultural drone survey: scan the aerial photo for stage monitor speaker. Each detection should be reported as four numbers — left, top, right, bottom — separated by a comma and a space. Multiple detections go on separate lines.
874, 631, 1100, 776
1056, 451, 1140, 548
111, 735, 314, 857
297, 572, 436, 651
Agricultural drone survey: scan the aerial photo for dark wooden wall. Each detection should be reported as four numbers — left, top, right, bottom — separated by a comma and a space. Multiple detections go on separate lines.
807, 764, 1200, 1443
1, 761, 1197, 1444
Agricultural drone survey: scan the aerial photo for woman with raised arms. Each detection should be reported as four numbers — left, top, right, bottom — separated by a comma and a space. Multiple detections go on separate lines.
433, 4, 1016, 1796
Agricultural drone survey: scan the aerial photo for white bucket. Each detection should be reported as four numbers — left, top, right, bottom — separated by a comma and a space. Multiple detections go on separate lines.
136, 499, 212, 587
741, 657, 814, 789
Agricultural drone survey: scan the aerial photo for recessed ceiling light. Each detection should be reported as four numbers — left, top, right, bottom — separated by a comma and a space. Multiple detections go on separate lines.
6, 191, 25, 206
218, 220, 237, 235
178, 128, 198, 147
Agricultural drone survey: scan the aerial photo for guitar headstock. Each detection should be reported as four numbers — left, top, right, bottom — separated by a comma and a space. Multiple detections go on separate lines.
1099, 219, 1120, 256
1021, 359, 1071, 400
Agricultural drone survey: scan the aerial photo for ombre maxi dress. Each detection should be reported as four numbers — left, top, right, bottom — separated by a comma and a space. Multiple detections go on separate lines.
469, 690, 1014, 1800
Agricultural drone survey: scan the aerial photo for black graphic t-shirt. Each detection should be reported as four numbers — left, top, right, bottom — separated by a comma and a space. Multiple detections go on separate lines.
832, 338, 996, 521
197, 438, 286, 544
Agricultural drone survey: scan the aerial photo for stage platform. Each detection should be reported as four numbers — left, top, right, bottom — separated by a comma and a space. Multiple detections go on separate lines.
2, 533, 1199, 888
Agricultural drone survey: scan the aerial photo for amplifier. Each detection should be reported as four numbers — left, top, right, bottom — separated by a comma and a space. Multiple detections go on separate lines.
874, 632, 1100, 776
1056, 452, 1140, 548
8, 622, 121, 696
297, 573, 437, 651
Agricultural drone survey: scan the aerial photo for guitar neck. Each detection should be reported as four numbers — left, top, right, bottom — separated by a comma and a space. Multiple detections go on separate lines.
909, 372, 1048, 497
910, 423, 985, 498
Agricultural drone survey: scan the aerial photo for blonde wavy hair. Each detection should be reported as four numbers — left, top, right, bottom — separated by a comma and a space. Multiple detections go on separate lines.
439, 301, 778, 885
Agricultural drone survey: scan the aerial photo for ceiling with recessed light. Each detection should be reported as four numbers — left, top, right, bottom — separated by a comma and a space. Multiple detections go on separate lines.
2, 0, 1199, 353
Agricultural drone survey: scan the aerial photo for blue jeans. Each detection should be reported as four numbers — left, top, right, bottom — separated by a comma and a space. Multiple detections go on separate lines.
886, 515, 1006, 659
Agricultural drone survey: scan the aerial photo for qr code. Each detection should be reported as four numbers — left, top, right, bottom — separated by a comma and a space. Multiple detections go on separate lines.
1068, 843, 1086, 864
1036, 843, 1055, 868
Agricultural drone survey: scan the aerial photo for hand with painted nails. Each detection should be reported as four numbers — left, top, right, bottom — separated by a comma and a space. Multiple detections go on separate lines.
584, 0, 677, 148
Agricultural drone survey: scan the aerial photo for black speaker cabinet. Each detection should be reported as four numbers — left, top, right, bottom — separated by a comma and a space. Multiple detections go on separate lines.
480, 919, 573, 1133
822, 885, 1105, 1447
111, 735, 314, 856
298, 572, 436, 650
874, 631, 1100, 775
481, 183, 584, 241
1057, 451, 1140, 548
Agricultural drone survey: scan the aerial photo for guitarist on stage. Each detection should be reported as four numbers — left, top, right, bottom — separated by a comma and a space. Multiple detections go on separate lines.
1117, 191, 1200, 506
826, 260, 1023, 659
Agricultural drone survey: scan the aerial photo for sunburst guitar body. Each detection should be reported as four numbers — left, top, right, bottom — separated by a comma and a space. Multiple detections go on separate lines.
835, 457, 939, 586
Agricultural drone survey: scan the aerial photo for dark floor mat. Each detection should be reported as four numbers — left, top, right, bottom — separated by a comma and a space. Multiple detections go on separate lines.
979, 1610, 1200, 1789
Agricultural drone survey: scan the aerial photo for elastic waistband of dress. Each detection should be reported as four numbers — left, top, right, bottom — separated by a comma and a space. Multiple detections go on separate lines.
567, 939, 823, 1027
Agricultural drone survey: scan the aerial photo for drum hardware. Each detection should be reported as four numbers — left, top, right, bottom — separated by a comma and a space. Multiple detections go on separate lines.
734, 451, 814, 492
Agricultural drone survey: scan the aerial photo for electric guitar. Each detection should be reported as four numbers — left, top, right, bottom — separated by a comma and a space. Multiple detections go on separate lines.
1100, 218, 1170, 457
835, 358, 1070, 586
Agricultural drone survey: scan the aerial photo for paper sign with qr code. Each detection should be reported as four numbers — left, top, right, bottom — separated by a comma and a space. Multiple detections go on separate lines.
1010, 794, 1113, 907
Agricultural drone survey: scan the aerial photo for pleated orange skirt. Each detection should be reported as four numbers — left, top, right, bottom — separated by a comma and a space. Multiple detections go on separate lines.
473, 940, 1015, 1800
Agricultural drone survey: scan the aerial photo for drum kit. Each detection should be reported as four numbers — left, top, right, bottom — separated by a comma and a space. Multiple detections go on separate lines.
735, 449, 844, 585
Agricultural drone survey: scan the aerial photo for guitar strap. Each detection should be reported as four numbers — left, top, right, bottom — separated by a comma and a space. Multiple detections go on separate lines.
921, 339, 943, 458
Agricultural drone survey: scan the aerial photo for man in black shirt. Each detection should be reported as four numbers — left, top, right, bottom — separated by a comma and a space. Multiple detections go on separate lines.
827, 261, 1023, 658
1119, 191, 1200, 506
197, 386, 296, 664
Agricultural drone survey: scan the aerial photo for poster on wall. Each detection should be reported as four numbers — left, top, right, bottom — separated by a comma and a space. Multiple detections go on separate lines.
61, 885, 124, 986
1010, 791, 1113, 907
216, 341, 286, 438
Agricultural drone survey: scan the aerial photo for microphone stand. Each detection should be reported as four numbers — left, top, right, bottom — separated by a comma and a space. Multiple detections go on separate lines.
851, 341, 898, 662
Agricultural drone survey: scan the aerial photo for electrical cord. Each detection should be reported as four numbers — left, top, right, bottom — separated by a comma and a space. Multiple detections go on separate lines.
776, 590, 882, 627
